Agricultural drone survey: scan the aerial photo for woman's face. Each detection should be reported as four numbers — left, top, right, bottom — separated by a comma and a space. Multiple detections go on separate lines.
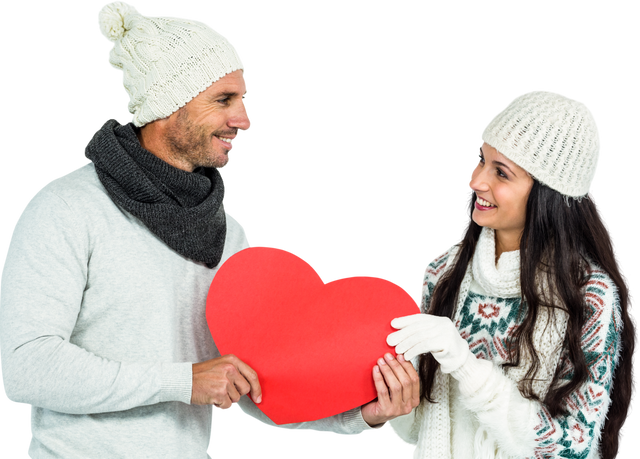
470, 143, 534, 248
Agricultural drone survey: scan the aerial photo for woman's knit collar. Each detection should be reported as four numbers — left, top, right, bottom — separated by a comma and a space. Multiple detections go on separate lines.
472, 227, 521, 298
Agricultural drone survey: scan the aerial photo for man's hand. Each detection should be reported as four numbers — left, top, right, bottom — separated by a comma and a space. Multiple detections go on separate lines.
191, 354, 262, 408
361, 353, 420, 427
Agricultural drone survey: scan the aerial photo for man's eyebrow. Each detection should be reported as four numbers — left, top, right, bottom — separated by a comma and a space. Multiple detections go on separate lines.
208, 91, 237, 100
478, 144, 518, 178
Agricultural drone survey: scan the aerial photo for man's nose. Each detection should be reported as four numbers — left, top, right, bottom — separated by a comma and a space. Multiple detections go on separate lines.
229, 101, 250, 130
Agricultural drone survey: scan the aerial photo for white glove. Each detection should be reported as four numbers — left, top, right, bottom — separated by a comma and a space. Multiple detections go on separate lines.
387, 314, 471, 373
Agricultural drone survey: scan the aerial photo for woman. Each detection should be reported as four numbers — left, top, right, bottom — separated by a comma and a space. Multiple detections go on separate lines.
387, 92, 634, 458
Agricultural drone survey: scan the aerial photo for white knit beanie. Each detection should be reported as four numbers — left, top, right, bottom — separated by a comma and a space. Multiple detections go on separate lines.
99, 2, 243, 127
482, 91, 599, 197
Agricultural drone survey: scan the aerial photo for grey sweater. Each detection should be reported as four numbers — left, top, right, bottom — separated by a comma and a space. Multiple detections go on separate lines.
0, 164, 368, 458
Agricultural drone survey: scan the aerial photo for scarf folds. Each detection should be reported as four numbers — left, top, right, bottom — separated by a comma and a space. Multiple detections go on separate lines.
413, 228, 568, 458
86, 119, 227, 268
472, 228, 521, 298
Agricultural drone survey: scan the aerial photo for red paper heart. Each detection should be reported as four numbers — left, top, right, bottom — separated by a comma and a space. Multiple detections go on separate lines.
206, 247, 419, 425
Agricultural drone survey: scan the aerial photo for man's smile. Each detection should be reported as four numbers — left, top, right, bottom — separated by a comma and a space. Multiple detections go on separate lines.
213, 135, 233, 149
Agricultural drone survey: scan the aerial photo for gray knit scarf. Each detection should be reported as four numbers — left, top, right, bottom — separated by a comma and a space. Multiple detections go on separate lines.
86, 119, 226, 268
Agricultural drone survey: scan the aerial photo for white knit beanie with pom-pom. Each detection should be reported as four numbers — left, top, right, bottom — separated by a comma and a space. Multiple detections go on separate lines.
99, 2, 243, 127
482, 91, 599, 198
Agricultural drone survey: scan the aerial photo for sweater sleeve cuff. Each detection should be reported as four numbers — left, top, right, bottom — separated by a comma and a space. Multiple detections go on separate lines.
450, 353, 494, 396
159, 362, 193, 404
343, 407, 379, 432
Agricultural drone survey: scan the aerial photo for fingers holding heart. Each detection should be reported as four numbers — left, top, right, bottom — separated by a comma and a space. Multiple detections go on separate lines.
214, 381, 245, 408
388, 330, 439, 361
389, 313, 427, 329
362, 353, 420, 426
394, 354, 420, 414
397, 354, 420, 407
388, 328, 430, 351
388, 314, 452, 361
389, 315, 438, 343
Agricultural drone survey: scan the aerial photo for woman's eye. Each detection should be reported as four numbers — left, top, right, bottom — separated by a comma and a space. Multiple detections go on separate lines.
497, 168, 507, 178
478, 155, 485, 164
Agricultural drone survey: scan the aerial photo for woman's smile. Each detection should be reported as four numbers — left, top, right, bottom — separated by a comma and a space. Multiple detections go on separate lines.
475, 196, 496, 210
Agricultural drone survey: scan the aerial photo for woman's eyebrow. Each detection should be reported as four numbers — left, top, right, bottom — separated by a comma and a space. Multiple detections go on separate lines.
492, 160, 517, 177
478, 144, 518, 178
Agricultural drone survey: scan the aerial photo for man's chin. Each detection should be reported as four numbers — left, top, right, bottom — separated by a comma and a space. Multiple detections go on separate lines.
218, 155, 231, 170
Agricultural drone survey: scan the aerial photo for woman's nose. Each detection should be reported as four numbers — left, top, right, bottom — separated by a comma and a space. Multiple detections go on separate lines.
467, 163, 487, 191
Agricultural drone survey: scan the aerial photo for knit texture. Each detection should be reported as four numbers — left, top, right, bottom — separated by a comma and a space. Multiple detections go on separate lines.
472, 228, 520, 298
482, 91, 599, 197
1, 164, 371, 457
99, 2, 243, 126
391, 229, 621, 458
85, 119, 227, 268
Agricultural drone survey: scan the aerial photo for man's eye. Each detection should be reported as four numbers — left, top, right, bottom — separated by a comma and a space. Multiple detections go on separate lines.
218, 97, 229, 104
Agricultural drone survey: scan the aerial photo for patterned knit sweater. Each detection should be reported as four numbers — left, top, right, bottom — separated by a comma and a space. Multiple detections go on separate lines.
391, 230, 621, 459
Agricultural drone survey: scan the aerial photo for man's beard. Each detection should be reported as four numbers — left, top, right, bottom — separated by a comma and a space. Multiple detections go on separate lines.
165, 107, 237, 169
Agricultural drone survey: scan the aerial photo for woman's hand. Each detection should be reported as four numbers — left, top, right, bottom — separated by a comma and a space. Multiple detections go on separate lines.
387, 313, 470, 373
361, 353, 420, 427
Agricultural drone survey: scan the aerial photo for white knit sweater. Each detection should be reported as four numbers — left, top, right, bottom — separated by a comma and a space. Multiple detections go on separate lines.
391, 228, 621, 459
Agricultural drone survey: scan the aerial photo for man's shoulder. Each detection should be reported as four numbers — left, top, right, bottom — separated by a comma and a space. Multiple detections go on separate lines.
40, 163, 104, 205
32, 165, 250, 256
41, 162, 100, 193
8, 165, 108, 265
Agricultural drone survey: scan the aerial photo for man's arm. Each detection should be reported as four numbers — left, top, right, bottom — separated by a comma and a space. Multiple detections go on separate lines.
0, 188, 192, 413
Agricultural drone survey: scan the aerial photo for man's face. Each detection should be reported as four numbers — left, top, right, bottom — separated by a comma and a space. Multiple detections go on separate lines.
162, 69, 250, 170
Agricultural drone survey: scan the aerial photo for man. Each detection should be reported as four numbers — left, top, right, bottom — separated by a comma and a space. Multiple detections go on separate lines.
0, 2, 418, 458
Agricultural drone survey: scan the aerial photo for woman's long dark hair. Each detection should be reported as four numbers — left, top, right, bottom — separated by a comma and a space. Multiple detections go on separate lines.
419, 180, 634, 458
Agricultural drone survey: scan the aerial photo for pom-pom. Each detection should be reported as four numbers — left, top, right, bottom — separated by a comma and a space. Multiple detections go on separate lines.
99, 2, 139, 41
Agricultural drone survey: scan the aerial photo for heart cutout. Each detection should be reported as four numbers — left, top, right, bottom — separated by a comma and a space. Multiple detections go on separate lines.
206, 247, 419, 425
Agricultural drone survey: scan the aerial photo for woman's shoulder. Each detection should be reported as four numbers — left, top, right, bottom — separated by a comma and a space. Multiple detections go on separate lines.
584, 263, 617, 293
584, 264, 619, 309
418, 242, 462, 312
583, 263, 622, 336
423, 244, 461, 287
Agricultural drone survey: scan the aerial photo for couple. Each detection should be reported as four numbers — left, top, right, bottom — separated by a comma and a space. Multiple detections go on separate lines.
0, 2, 632, 458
